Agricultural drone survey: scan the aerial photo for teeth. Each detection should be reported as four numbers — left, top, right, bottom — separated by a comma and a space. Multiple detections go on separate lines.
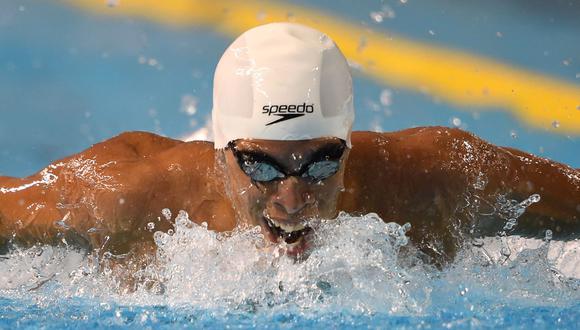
266, 217, 306, 233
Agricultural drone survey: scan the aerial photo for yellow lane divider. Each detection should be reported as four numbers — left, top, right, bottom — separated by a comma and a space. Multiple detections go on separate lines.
63, 0, 580, 134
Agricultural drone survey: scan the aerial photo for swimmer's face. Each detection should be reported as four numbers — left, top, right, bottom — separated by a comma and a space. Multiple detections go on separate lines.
222, 138, 349, 254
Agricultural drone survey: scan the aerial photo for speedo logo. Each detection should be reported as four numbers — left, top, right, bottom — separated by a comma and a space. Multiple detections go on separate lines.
262, 103, 314, 126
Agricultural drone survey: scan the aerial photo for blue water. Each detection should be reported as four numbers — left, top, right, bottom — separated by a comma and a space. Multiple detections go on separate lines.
1, 0, 579, 328
1, 299, 578, 329
0, 0, 579, 177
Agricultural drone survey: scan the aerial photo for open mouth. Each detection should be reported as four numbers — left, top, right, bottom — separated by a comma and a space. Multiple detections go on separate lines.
261, 215, 312, 246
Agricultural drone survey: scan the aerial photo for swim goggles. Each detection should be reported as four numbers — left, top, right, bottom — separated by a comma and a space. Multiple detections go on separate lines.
227, 141, 346, 183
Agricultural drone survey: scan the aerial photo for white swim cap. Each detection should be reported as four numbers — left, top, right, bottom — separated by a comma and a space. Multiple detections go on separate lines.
212, 23, 354, 149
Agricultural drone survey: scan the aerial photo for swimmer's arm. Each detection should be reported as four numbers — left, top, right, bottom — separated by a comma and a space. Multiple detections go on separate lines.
0, 171, 67, 246
448, 129, 580, 227
0, 132, 184, 248
488, 146, 579, 223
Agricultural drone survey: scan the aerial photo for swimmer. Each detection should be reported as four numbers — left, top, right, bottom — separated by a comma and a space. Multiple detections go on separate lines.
0, 23, 578, 265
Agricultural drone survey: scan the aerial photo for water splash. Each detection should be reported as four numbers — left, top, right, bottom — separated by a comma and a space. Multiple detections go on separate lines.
0, 210, 578, 320
147, 211, 425, 314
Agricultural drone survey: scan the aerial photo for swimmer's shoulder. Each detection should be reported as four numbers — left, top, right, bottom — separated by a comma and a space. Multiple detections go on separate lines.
95, 131, 184, 159
86, 131, 215, 160
349, 127, 485, 180
351, 126, 474, 156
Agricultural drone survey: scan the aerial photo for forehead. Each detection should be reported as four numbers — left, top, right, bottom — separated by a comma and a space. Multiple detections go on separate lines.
232, 137, 343, 155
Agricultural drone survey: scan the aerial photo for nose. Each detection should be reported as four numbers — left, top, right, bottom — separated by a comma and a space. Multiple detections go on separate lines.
273, 177, 313, 216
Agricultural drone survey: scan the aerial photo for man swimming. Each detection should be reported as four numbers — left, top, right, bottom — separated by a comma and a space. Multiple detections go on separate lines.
0, 23, 578, 265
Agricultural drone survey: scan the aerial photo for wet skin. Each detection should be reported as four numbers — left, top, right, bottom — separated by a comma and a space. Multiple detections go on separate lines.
0, 127, 578, 264
221, 138, 349, 255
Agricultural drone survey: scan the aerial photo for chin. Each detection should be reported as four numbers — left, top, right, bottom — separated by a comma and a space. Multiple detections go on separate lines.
252, 213, 314, 258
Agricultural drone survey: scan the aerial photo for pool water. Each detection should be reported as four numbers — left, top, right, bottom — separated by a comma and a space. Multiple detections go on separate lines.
1, 0, 579, 177
1, 0, 579, 328
1, 300, 578, 329
1, 212, 579, 329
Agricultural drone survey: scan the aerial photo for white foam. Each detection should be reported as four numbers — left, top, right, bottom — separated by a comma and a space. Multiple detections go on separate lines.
473, 236, 580, 278
0, 211, 578, 313
146, 211, 424, 313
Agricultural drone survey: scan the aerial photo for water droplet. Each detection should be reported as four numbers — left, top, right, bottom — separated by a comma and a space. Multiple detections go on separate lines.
180, 94, 198, 116
400, 0, 408, 3
496, 31, 503, 38
472, 237, 484, 247
87, 227, 102, 234
380, 89, 392, 106
147, 58, 158, 66
500, 245, 511, 257
153, 231, 167, 245
118, 198, 125, 205
562, 59, 571, 66
451, 117, 462, 127
552, 120, 560, 128
147, 222, 155, 231
503, 220, 516, 231
510, 130, 518, 139
544, 229, 553, 242
428, 30, 435, 36
474, 173, 487, 190
370, 11, 384, 23
528, 194, 541, 203
54, 220, 70, 229
162, 208, 172, 220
